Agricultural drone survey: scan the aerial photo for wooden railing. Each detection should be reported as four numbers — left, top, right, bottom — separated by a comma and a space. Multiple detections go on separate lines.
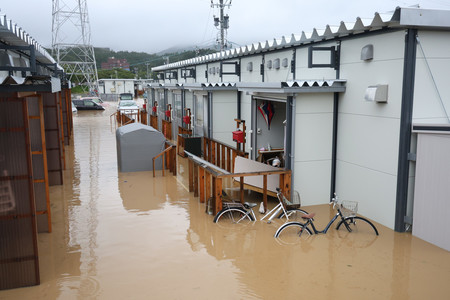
152, 141, 176, 177
187, 154, 291, 215
203, 137, 248, 173
177, 126, 193, 158
150, 115, 158, 129
178, 126, 192, 136
140, 110, 147, 125
110, 109, 141, 127
161, 119, 172, 140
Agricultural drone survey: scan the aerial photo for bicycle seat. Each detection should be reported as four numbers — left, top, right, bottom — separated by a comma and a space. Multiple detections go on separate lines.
244, 202, 257, 209
301, 213, 316, 220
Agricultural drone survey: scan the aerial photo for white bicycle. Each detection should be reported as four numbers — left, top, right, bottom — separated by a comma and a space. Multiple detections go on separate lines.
213, 188, 308, 225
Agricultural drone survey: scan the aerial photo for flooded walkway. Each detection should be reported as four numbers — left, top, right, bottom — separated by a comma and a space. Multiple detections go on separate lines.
1, 105, 449, 299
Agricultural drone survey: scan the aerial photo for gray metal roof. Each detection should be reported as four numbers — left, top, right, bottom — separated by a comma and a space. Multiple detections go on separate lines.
152, 7, 450, 72
0, 14, 61, 67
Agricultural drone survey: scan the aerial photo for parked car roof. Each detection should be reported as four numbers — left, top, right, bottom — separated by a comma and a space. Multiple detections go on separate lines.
119, 93, 133, 100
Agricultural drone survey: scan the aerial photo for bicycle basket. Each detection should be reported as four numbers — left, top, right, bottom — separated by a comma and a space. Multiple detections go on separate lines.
284, 190, 301, 209
340, 200, 358, 218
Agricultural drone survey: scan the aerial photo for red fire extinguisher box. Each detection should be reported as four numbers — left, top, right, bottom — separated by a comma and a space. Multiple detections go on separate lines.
232, 130, 244, 143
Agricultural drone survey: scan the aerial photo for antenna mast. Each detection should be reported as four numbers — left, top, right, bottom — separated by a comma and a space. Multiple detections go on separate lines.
211, 0, 231, 50
52, 0, 98, 94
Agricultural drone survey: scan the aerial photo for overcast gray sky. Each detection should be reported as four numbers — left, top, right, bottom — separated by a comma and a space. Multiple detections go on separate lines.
2, 0, 450, 53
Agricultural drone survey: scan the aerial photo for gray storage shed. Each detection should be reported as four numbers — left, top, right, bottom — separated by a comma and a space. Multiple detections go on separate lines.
116, 123, 166, 172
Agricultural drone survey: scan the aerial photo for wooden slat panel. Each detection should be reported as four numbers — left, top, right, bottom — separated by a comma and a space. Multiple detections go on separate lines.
199, 167, 205, 203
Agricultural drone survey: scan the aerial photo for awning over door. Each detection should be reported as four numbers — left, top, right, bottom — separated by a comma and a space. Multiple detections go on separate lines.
237, 79, 346, 94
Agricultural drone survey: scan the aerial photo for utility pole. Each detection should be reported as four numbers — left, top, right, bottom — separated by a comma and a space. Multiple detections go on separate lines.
52, 0, 99, 95
211, 0, 231, 51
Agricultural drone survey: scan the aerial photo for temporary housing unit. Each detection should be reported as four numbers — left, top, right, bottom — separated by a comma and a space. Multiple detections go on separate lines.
149, 6, 450, 249
116, 123, 166, 172
98, 78, 134, 95
0, 14, 70, 289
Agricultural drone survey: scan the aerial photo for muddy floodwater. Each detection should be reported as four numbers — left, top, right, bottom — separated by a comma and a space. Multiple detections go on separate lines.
1, 104, 449, 299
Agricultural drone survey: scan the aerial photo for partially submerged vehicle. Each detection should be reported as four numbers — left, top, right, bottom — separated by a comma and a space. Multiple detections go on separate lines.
117, 99, 139, 114
72, 98, 105, 110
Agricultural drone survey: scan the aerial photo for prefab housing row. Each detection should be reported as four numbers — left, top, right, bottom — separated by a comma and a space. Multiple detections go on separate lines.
148, 7, 450, 250
0, 15, 71, 289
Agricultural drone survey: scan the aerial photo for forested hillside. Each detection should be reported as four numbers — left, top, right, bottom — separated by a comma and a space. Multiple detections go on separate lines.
51, 47, 216, 80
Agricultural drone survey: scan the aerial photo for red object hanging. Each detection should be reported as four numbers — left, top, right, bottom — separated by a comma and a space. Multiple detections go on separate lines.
183, 115, 191, 125
165, 110, 171, 118
152, 106, 157, 113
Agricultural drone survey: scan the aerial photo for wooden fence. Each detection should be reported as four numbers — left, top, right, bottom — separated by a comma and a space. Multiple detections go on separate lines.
203, 137, 248, 173
187, 154, 291, 215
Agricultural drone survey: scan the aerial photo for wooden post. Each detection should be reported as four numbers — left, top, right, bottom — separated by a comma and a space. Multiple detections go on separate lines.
232, 151, 237, 173
172, 147, 176, 176
239, 176, 244, 204
188, 159, 193, 192
199, 167, 205, 203
211, 142, 216, 164
205, 172, 211, 207
221, 145, 225, 169
214, 177, 223, 215
194, 164, 199, 197
263, 174, 268, 211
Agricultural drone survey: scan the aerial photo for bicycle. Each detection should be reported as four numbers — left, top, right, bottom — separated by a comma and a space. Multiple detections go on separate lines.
213, 188, 308, 226
274, 193, 379, 241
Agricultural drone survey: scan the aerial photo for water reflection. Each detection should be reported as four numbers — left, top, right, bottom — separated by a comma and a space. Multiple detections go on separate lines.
118, 172, 166, 213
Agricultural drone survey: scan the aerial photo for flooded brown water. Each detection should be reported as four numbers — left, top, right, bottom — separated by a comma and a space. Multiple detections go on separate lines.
1, 104, 449, 299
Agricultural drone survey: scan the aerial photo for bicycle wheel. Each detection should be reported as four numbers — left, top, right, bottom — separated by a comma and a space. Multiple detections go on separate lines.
336, 216, 379, 235
213, 207, 254, 225
277, 208, 309, 221
274, 221, 312, 244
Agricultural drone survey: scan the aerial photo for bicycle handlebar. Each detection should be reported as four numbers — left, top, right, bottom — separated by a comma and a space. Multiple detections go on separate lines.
331, 193, 338, 209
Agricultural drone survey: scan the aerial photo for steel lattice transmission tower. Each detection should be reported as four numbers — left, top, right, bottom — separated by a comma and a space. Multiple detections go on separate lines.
52, 0, 98, 93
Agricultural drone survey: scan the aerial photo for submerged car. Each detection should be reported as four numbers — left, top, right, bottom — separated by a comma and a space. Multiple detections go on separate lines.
118, 100, 139, 114
80, 96, 107, 107
72, 98, 105, 110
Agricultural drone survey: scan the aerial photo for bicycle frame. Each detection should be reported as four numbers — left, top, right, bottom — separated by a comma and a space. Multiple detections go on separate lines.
304, 212, 344, 234
260, 202, 285, 223
260, 190, 291, 223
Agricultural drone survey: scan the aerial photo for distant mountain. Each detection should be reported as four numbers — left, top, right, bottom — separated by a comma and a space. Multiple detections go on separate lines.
157, 44, 218, 55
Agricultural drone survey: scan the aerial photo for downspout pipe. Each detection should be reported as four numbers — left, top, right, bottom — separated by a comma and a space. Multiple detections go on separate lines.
330, 42, 341, 200
395, 28, 418, 232
330, 92, 339, 199
237, 91, 241, 120
285, 96, 294, 170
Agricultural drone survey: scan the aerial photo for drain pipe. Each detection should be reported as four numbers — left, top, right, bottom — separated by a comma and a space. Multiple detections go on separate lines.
395, 28, 418, 232
330, 42, 341, 200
